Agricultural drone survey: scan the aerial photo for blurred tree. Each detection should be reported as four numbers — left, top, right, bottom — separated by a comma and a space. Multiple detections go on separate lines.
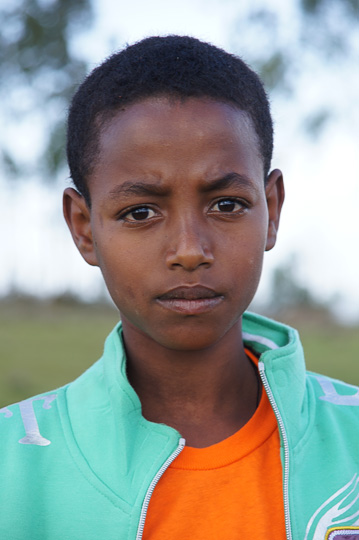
263, 255, 336, 323
231, 0, 359, 137
0, 0, 92, 180
268, 256, 316, 313
0, 0, 357, 182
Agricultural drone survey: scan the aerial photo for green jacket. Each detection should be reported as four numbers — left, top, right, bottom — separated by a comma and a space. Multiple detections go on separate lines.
1, 312, 358, 539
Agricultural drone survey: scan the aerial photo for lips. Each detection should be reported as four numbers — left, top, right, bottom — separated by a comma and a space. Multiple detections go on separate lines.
158, 285, 220, 300
156, 286, 224, 315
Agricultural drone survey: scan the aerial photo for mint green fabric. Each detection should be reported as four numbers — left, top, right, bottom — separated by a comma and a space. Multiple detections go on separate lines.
0, 312, 358, 539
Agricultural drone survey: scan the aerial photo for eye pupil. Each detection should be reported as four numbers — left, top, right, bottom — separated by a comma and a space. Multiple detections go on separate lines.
218, 200, 236, 212
132, 207, 150, 220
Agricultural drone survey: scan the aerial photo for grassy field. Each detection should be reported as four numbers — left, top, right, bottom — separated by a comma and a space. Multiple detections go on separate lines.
0, 298, 119, 407
0, 298, 358, 407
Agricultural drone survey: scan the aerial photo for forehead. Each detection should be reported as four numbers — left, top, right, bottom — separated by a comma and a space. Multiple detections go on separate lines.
91, 97, 263, 189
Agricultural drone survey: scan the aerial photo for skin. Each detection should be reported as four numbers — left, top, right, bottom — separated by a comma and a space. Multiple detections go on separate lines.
63, 96, 284, 447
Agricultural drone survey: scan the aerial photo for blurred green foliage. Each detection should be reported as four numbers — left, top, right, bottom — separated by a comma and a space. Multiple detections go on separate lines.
237, 0, 359, 93
0, 0, 92, 178
232, 0, 359, 137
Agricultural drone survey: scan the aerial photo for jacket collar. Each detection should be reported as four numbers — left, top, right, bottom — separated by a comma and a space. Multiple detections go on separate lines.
243, 312, 309, 448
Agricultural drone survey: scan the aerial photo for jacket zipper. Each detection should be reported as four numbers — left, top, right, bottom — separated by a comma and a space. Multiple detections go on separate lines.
135, 437, 186, 540
258, 361, 292, 540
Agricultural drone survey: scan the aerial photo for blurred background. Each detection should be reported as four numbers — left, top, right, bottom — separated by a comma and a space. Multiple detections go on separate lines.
1, 0, 358, 406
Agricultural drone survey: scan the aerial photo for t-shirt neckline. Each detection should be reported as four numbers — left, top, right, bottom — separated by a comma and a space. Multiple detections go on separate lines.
169, 349, 277, 470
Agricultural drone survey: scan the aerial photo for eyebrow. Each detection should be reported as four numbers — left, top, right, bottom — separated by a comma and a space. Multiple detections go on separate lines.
108, 181, 171, 199
107, 172, 254, 200
201, 172, 254, 193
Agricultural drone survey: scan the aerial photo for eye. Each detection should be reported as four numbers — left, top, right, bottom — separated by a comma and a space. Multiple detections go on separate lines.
210, 198, 246, 213
121, 206, 157, 222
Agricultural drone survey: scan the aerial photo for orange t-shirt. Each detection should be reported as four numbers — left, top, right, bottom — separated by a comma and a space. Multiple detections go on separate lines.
143, 350, 286, 539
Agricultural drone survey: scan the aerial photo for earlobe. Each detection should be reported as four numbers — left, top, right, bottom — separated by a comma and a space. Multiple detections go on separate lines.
63, 188, 99, 266
265, 169, 285, 252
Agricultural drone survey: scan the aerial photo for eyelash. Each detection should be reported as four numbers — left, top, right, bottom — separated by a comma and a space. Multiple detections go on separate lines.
118, 197, 248, 223
118, 206, 159, 223
209, 198, 247, 214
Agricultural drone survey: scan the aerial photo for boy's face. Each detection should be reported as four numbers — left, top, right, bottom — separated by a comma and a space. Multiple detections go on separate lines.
64, 97, 284, 351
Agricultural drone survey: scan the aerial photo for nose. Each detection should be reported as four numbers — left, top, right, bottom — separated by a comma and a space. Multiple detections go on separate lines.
165, 217, 214, 271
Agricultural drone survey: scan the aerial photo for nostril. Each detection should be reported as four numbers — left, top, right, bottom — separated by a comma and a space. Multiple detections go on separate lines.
166, 244, 214, 271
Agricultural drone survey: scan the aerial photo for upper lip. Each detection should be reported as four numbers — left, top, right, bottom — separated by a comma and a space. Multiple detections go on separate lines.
157, 285, 221, 300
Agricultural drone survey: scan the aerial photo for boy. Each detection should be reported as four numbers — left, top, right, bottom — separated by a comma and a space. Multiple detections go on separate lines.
1, 35, 358, 540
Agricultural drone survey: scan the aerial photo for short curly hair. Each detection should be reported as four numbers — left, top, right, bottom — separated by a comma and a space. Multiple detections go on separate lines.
67, 35, 273, 205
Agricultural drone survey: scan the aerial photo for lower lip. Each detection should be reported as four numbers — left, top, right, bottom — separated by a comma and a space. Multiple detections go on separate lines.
156, 296, 224, 315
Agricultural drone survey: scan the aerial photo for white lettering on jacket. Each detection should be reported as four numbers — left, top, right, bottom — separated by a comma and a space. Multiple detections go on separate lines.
0, 407, 13, 418
316, 376, 359, 406
0, 394, 57, 446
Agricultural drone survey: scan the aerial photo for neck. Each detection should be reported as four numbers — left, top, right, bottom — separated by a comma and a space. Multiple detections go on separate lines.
123, 319, 260, 448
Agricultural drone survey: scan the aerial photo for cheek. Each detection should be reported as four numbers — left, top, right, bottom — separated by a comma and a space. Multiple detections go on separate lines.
247, 252, 265, 287
97, 242, 150, 309
227, 222, 267, 292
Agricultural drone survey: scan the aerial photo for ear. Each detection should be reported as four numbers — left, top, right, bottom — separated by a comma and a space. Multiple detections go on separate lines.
63, 188, 99, 266
265, 169, 285, 252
